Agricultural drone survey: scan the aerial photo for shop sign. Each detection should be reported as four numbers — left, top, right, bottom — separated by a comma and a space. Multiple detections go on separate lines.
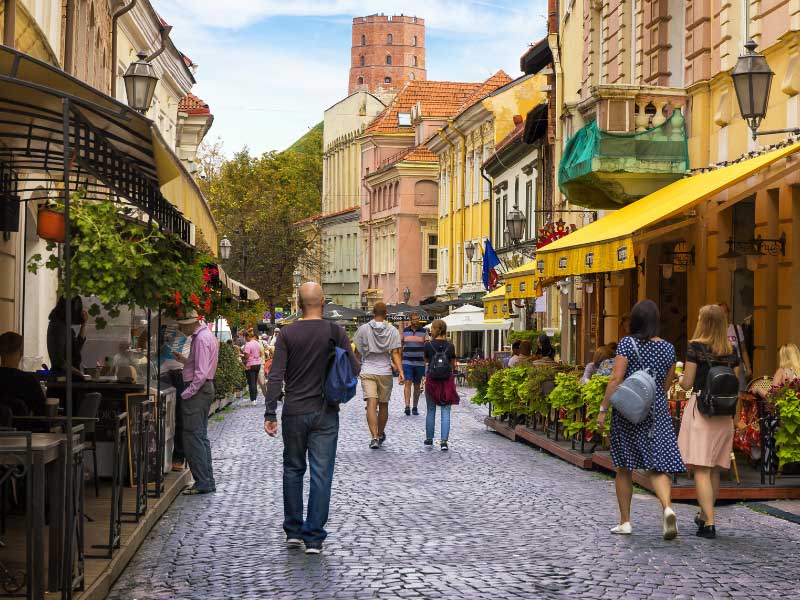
537, 259, 545, 273
585, 252, 594, 269
519, 281, 526, 292
558, 257, 568, 270
617, 246, 628, 263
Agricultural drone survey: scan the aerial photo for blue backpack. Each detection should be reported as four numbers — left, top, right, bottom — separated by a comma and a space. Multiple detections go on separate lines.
323, 322, 358, 405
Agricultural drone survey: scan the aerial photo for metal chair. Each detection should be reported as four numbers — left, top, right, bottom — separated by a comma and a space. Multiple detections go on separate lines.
77, 393, 102, 497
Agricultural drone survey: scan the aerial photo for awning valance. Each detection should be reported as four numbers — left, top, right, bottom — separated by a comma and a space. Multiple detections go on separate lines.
537, 141, 800, 278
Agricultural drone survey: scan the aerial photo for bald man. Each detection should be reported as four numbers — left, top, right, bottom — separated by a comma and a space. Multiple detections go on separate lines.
264, 282, 360, 555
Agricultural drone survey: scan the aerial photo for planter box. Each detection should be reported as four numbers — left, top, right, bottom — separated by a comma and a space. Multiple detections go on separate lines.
484, 416, 516, 441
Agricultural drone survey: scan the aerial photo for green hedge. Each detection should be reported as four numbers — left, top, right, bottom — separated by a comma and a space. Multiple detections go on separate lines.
215, 341, 247, 400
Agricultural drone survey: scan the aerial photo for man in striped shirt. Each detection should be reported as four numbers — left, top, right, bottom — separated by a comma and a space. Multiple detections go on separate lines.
401, 313, 428, 416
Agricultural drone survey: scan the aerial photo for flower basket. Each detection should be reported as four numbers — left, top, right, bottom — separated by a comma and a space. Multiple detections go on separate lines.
37, 207, 65, 243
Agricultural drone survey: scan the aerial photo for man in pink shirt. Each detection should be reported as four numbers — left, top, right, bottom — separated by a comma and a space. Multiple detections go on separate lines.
175, 311, 219, 495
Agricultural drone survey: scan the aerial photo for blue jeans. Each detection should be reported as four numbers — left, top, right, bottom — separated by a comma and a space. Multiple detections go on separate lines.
425, 397, 451, 441
182, 381, 216, 492
281, 408, 339, 547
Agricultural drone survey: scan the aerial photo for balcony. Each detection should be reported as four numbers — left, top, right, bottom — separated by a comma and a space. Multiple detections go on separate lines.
559, 86, 689, 210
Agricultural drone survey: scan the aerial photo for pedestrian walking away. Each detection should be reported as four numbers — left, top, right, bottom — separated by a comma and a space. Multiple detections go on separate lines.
401, 312, 428, 416
423, 320, 459, 451
243, 331, 263, 405
353, 301, 404, 449
264, 282, 360, 555
677, 304, 741, 539
175, 310, 219, 496
598, 299, 685, 539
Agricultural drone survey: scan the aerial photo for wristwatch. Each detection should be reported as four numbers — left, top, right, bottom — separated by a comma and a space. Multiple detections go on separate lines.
598, 407, 609, 413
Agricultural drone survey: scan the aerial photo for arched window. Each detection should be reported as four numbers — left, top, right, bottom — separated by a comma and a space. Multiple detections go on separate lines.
386, 55, 392, 65
358, 76, 364, 85
412, 35, 417, 47
387, 34, 393, 45
412, 55, 417, 67
360, 55, 365, 66
384, 76, 392, 84
361, 34, 366, 46
409, 72, 415, 80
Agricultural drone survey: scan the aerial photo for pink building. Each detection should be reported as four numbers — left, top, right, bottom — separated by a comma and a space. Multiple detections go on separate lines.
358, 80, 485, 306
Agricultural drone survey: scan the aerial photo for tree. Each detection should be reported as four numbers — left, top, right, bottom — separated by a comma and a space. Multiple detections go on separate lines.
204, 124, 324, 323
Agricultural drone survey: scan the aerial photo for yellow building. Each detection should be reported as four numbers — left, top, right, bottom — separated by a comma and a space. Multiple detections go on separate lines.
426, 71, 547, 300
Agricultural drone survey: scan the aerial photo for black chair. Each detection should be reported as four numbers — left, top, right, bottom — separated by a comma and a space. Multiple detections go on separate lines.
78, 393, 102, 497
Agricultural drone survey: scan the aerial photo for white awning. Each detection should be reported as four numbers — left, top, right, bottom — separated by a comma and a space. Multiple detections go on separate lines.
426, 304, 512, 332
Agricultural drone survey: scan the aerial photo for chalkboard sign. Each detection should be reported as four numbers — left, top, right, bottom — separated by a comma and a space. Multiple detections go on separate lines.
125, 393, 155, 487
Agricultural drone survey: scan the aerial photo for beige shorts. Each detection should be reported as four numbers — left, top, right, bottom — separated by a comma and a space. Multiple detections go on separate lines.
361, 374, 393, 403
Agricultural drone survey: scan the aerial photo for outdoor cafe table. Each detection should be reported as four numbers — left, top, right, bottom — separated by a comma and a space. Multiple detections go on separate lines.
0, 432, 79, 598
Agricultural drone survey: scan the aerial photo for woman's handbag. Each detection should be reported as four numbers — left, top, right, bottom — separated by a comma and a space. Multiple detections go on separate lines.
610, 338, 656, 424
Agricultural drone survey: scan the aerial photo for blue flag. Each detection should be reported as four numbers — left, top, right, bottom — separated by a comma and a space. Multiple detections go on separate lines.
482, 239, 501, 290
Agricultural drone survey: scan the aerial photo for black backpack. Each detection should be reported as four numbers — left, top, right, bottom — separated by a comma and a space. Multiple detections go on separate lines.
428, 342, 452, 380
696, 345, 739, 417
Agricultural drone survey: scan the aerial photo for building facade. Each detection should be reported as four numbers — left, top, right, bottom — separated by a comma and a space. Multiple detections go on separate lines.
359, 80, 486, 307
349, 14, 426, 97
427, 72, 547, 301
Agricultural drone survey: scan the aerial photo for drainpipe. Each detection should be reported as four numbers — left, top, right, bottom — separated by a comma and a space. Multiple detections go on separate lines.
146, 22, 173, 62
64, 0, 75, 73
437, 128, 456, 296
111, 0, 138, 98
481, 166, 493, 250
3, 0, 15, 48
449, 120, 468, 289
363, 177, 375, 292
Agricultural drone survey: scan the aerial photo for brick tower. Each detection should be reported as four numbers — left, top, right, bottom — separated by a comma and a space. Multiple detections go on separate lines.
349, 14, 426, 95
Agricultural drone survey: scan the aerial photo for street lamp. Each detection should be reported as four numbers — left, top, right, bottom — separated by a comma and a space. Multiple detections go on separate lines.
123, 51, 159, 114
219, 236, 232, 260
293, 270, 302, 287
402, 286, 411, 303
506, 206, 527, 244
464, 240, 475, 262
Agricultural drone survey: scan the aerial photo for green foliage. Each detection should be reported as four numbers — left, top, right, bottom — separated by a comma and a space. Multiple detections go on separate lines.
27, 192, 205, 329
583, 375, 611, 436
773, 381, 800, 467
508, 330, 561, 346
549, 373, 582, 410
526, 365, 559, 415
468, 358, 503, 405
214, 340, 247, 400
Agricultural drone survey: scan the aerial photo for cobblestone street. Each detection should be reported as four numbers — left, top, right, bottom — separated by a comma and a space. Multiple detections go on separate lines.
109, 386, 800, 599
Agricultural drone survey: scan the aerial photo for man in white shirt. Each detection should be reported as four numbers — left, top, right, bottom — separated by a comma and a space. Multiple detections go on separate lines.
353, 302, 404, 449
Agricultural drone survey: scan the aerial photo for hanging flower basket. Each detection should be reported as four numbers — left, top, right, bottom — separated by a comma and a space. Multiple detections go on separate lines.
37, 207, 66, 243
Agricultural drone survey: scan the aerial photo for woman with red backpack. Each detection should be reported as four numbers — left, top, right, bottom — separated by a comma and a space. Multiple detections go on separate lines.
423, 319, 459, 451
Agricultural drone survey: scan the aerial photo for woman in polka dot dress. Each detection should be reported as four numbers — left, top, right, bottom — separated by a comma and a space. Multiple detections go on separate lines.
597, 300, 685, 540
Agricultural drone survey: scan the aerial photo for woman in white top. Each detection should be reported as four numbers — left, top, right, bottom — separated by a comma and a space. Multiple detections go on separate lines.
757, 343, 800, 397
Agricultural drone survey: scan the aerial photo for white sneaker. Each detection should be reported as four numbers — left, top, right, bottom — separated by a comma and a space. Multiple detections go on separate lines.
610, 522, 632, 535
286, 538, 303, 548
251, 400, 257, 406
662, 507, 678, 540
304, 546, 322, 555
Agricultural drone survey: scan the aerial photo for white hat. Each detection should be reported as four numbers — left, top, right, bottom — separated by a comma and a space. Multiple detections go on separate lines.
177, 310, 200, 325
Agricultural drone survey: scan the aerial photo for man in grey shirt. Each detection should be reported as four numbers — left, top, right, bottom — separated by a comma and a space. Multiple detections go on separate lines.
353, 302, 404, 449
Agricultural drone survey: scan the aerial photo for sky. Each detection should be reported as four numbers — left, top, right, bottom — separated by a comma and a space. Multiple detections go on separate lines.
155, 1, 548, 156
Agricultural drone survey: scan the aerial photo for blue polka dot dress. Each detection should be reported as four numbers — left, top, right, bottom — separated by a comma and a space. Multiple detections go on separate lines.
610, 336, 686, 474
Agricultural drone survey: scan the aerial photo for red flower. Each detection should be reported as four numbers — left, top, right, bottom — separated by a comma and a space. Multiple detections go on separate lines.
190, 293, 200, 307
204, 286, 211, 294
174, 292, 181, 306
204, 297, 212, 315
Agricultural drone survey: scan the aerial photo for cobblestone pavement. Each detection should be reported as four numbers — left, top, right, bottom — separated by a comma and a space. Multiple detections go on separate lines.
109, 385, 800, 599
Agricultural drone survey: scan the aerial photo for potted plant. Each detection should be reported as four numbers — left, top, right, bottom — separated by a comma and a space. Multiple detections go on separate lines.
37, 204, 65, 243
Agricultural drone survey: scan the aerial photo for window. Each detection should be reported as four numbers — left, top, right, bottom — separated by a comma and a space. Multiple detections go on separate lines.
386, 55, 392, 65
426, 233, 438, 271
387, 34, 393, 45
360, 55, 365, 66
398, 112, 411, 127
357, 76, 364, 85
412, 55, 418, 67
409, 72, 415, 81
412, 35, 418, 47
525, 180, 534, 240
384, 76, 392, 84
361, 34, 366, 46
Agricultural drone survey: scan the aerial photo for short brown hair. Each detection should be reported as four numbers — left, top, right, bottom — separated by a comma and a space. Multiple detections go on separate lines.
0, 332, 23, 356
430, 319, 447, 337
519, 340, 532, 356
373, 301, 387, 317
592, 344, 615, 367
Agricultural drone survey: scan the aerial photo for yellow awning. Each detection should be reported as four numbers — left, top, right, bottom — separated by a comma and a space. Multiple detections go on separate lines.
501, 261, 541, 299
482, 286, 507, 319
538, 141, 800, 278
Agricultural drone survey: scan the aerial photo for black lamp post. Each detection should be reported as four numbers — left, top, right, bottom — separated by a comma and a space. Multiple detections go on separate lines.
123, 51, 159, 114
219, 236, 232, 260
506, 206, 527, 244
293, 270, 302, 287
402, 286, 411, 303
465, 240, 475, 262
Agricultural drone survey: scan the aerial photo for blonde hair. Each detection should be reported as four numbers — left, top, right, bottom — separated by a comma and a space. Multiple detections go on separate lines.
779, 344, 800, 374
430, 319, 447, 338
691, 304, 732, 357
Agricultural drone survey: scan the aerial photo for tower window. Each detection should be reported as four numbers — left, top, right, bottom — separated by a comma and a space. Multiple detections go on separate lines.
413, 36, 417, 47
386, 55, 392, 65
360, 55, 365, 66
384, 77, 392, 84
409, 72, 415, 80
387, 34, 393, 45
361, 34, 366, 46
412, 55, 417, 67
358, 76, 364, 85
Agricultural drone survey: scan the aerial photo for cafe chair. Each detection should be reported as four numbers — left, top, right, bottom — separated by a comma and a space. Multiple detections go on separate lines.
79, 393, 102, 497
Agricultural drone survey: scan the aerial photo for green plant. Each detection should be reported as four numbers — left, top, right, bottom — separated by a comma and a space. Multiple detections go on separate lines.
214, 341, 247, 400
486, 368, 509, 414
469, 358, 503, 405
583, 375, 611, 437
526, 365, 559, 416
773, 381, 800, 467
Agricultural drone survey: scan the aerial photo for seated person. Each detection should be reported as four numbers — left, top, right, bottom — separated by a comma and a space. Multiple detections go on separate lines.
0, 332, 46, 416
508, 341, 532, 367
580, 344, 617, 383
535, 334, 556, 361
503, 341, 521, 368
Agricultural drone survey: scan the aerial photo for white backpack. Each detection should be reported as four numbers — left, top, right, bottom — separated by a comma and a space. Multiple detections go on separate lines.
610, 338, 656, 424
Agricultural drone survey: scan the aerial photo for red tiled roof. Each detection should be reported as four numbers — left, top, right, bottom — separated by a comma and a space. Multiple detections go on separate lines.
293, 212, 323, 226
404, 146, 438, 162
454, 70, 514, 116
364, 80, 485, 134
493, 121, 525, 155
182, 54, 194, 68
179, 93, 211, 116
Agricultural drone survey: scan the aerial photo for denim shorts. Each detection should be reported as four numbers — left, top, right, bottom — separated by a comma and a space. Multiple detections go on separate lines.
402, 364, 426, 385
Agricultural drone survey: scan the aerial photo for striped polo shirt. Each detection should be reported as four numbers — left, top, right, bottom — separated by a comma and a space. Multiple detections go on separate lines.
401, 325, 428, 367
